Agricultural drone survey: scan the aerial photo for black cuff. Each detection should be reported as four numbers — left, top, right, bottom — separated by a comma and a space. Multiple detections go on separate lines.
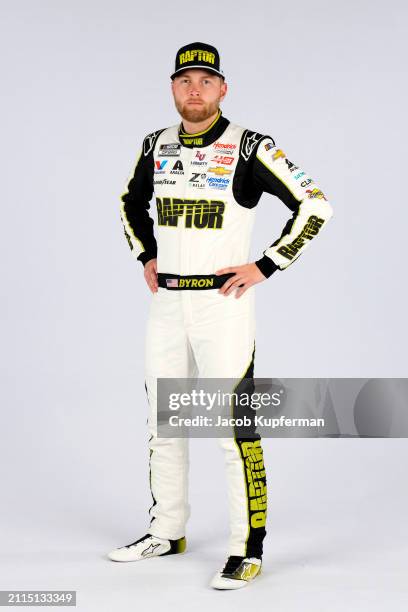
137, 251, 157, 266
255, 255, 279, 279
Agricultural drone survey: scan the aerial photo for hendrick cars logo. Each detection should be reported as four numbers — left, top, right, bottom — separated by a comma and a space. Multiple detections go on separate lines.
213, 142, 236, 150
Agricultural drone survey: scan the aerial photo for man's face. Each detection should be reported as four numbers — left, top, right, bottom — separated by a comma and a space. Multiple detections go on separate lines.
171, 69, 228, 124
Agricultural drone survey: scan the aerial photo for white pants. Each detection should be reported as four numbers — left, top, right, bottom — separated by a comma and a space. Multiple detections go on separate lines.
144, 286, 267, 558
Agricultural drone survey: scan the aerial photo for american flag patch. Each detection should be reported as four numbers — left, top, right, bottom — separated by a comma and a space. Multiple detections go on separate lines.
166, 278, 179, 288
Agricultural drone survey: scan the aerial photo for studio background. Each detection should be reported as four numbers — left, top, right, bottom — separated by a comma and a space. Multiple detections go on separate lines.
1, 1, 407, 610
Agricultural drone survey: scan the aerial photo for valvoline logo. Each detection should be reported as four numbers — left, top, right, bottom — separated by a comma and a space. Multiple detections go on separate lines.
155, 160, 168, 171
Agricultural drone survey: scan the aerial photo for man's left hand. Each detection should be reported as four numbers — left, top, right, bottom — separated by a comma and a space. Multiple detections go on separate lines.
215, 263, 266, 298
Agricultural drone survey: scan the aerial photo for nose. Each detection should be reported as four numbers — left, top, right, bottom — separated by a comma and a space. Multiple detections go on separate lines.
188, 85, 201, 97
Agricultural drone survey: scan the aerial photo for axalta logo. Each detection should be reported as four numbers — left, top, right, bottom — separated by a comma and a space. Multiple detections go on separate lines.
170, 160, 184, 175
213, 142, 236, 150
277, 215, 325, 260
208, 166, 232, 176
156, 197, 225, 229
179, 49, 215, 65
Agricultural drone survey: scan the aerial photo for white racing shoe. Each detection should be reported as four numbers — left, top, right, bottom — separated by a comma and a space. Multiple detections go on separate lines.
210, 556, 262, 590
108, 533, 186, 562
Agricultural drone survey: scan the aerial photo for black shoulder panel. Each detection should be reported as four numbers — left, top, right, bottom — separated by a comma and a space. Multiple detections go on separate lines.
240, 130, 273, 161
233, 130, 274, 208
142, 128, 166, 157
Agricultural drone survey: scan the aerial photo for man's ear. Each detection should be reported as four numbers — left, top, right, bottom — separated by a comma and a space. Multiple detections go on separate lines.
220, 80, 228, 103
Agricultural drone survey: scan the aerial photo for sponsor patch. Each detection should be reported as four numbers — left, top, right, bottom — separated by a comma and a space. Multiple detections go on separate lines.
207, 176, 230, 190
156, 197, 225, 229
213, 141, 237, 152
306, 188, 327, 200
272, 149, 286, 161
211, 155, 234, 165
208, 166, 232, 176
189, 172, 206, 189
285, 158, 299, 173
189, 172, 207, 182
170, 160, 184, 175
159, 144, 181, 157
181, 136, 203, 146
154, 159, 168, 174
154, 178, 176, 186
277, 215, 325, 260
179, 49, 215, 65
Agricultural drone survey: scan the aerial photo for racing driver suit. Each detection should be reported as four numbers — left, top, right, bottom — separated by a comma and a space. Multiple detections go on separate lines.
120, 110, 333, 559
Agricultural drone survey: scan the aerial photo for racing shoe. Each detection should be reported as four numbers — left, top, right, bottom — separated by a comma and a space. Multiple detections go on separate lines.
210, 555, 262, 590
108, 533, 186, 562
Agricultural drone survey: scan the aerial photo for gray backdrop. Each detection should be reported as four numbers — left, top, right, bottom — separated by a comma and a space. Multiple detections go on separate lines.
1, 1, 407, 610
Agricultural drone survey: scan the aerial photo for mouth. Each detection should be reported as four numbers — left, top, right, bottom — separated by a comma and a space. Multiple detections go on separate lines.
186, 100, 204, 105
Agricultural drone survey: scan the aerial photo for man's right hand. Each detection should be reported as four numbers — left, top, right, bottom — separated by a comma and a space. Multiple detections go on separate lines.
144, 259, 158, 293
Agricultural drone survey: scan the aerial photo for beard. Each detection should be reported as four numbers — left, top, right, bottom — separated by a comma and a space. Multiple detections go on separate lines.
176, 98, 220, 124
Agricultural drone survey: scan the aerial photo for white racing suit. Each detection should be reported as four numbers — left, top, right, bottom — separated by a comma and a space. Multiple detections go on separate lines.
120, 111, 333, 558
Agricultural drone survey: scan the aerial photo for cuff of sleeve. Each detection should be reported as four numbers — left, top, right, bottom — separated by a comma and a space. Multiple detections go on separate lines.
255, 255, 280, 279
137, 251, 157, 266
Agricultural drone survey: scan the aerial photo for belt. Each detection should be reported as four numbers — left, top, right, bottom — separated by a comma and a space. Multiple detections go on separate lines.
157, 272, 240, 290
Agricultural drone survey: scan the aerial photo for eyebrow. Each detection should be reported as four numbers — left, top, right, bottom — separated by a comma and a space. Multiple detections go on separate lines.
177, 73, 217, 80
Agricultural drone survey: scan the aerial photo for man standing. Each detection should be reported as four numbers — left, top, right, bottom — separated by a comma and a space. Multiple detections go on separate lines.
108, 42, 333, 590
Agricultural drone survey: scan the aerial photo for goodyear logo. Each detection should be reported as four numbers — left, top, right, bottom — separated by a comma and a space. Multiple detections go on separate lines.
179, 50, 215, 65
156, 197, 225, 229
208, 166, 232, 176
277, 215, 325, 260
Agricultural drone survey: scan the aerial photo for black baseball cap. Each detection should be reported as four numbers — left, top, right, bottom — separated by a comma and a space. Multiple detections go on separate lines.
171, 42, 224, 80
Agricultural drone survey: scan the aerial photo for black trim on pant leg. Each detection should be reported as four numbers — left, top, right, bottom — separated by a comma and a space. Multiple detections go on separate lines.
145, 381, 158, 529
161, 536, 187, 555
232, 343, 267, 559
